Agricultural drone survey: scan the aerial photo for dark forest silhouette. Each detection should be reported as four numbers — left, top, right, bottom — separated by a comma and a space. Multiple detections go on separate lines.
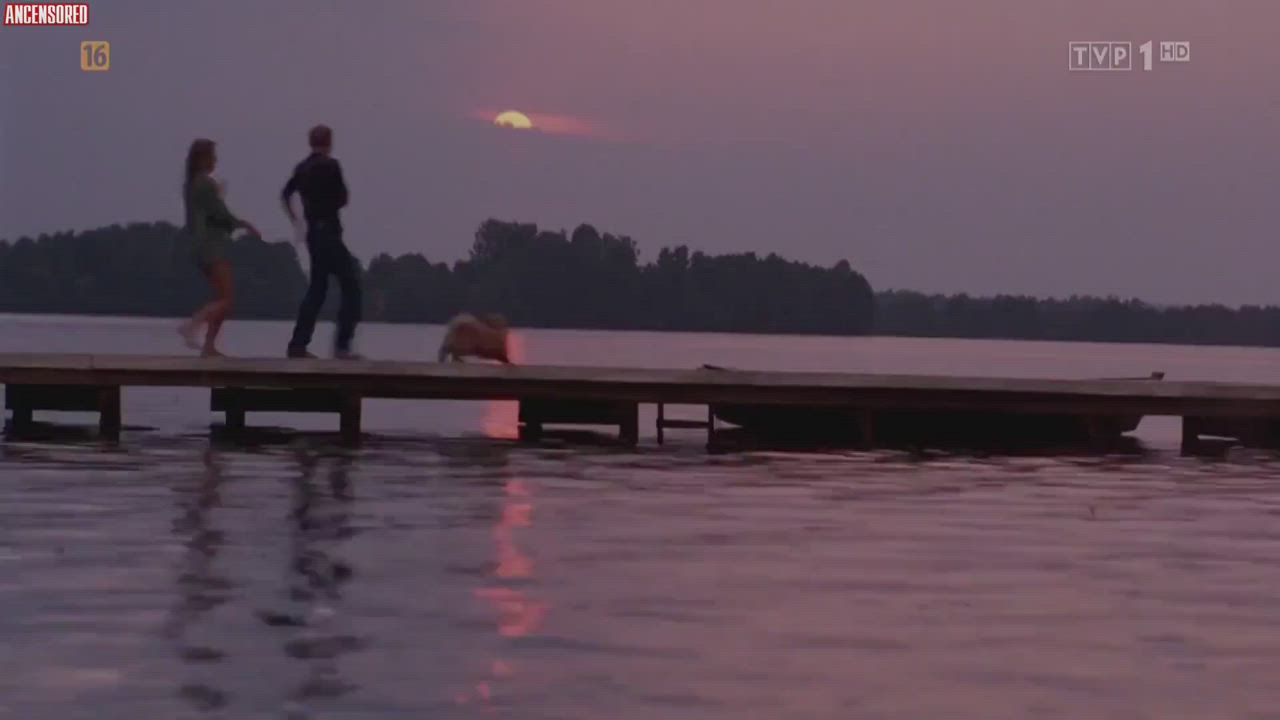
0, 220, 874, 334
4, 219, 1280, 347
874, 290, 1280, 346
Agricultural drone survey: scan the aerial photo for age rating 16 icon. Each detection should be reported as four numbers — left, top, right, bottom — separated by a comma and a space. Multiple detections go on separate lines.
80, 40, 110, 72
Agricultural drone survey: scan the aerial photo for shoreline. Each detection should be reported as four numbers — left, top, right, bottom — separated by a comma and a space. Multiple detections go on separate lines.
4, 311, 1280, 352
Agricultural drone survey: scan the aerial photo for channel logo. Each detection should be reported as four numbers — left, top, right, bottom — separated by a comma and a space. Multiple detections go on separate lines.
1068, 41, 1131, 71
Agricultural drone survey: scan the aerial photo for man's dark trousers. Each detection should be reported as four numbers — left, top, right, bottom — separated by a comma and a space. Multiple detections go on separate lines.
288, 220, 361, 354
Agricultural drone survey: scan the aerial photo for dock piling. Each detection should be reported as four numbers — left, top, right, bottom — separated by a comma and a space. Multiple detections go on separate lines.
7, 402, 32, 435
97, 386, 121, 440
519, 398, 639, 446
857, 408, 875, 449
655, 403, 716, 448
340, 393, 362, 444
1181, 416, 1204, 456
657, 403, 665, 445
210, 387, 362, 442
4, 383, 121, 439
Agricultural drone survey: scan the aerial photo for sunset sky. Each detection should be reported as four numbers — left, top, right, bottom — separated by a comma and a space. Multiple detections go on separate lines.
1, 0, 1277, 304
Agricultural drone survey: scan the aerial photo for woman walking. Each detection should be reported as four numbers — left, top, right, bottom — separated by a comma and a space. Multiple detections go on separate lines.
179, 139, 259, 357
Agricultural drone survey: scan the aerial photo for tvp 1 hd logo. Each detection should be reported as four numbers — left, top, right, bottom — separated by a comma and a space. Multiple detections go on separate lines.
1069, 41, 1191, 72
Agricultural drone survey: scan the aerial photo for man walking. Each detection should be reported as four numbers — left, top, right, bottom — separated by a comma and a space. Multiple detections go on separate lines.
282, 125, 362, 359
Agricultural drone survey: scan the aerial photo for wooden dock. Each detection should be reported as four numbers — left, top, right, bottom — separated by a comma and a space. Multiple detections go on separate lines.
3, 353, 1280, 452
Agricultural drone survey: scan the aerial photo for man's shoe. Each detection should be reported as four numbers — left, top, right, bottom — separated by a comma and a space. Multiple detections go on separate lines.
287, 347, 317, 359
334, 349, 364, 361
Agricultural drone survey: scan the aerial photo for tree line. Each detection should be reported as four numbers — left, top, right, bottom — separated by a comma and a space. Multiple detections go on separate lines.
874, 291, 1280, 346
5, 220, 1280, 347
0, 220, 874, 334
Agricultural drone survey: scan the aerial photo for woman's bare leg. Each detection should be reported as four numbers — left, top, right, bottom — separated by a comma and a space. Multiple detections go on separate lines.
201, 261, 233, 357
178, 316, 203, 350
181, 263, 220, 349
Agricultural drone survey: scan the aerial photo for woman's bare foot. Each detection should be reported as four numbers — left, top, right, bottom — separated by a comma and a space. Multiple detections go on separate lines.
178, 321, 202, 350
200, 347, 226, 358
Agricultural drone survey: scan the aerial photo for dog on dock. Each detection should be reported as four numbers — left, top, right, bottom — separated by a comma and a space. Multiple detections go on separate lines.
437, 313, 511, 363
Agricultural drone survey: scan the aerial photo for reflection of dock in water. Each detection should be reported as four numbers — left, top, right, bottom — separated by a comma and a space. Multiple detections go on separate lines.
165, 450, 233, 712
276, 451, 364, 714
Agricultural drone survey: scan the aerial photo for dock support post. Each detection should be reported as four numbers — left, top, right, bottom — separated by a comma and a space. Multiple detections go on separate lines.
4, 384, 120, 439
7, 392, 32, 430
517, 399, 641, 446
210, 388, 361, 440
654, 403, 716, 448
98, 386, 121, 441
1084, 417, 1108, 453
8, 403, 33, 435
1181, 416, 1204, 456
706, 405, 715, 450
219, 390, 245, 432
858, 409, 875, 449
340, 394, 362, 444
620, 404, 639, 447
520, 420, 544, 442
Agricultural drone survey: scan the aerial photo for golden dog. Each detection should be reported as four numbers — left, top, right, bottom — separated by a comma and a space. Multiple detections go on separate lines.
437, 313, 511, 363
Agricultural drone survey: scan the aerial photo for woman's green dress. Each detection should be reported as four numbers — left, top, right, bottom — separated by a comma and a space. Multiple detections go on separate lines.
183, 174, 245, 267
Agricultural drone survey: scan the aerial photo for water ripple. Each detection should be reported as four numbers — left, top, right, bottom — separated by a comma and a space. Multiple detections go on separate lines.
2, 435, 1280, 718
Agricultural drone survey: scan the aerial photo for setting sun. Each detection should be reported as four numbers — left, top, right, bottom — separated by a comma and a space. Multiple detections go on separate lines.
494, 110, 533, 130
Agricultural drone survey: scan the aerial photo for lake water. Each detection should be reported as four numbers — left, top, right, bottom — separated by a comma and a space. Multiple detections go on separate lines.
4, 314, 1280, 719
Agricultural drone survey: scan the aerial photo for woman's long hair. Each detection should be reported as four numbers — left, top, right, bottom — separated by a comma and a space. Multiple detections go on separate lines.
184, 139, 215, 188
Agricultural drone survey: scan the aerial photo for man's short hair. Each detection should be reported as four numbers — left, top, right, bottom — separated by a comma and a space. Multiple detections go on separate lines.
309, 125, 333, 149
